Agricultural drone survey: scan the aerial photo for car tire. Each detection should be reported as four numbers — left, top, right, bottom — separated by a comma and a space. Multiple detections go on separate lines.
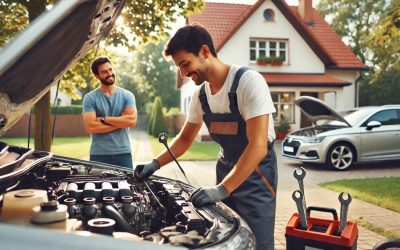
326, 142, 356, 170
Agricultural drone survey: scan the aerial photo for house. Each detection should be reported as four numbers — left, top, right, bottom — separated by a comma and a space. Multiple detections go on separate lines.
178, 0, 367, 140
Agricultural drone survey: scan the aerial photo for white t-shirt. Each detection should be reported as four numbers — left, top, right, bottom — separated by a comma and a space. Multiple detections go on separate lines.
187, 64, 276, 141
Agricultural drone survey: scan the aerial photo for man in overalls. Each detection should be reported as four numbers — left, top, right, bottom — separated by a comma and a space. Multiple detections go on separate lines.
135, 24, 277, 250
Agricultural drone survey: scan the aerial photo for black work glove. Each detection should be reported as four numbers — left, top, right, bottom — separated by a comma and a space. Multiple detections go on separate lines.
190, 184, 229, 207
134, 159, 160, 181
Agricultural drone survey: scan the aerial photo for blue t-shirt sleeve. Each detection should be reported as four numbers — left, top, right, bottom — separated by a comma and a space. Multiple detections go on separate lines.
125, 90, 136, 109
82, 94, 95, 113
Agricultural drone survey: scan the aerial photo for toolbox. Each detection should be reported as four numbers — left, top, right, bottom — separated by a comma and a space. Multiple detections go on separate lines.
285, 206, 358, 250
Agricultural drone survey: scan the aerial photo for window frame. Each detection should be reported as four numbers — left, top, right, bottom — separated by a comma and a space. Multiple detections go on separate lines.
250, 38, 289, 63
272, 92, 295, 124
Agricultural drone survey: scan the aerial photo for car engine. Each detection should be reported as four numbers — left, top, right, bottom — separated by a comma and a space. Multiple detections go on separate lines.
0, 148, 242, 249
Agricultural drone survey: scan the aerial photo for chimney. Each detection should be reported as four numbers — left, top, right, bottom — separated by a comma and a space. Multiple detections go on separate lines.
298, 0, 313, 25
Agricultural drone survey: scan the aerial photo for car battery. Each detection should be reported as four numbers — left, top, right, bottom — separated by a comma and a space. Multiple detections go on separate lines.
285, 206, 358, 250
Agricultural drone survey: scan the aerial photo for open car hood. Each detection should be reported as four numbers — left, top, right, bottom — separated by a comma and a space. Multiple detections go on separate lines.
0, 0, 126, 135
295, 96, 351, 127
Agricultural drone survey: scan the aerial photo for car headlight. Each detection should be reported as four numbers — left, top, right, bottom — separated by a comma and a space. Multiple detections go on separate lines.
300, 136, 326, 143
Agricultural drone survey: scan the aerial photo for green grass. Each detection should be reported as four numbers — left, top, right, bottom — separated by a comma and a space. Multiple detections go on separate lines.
2, 137, 91, 159
356, 217, 400, 239
320, 177, 400, 213
149, 136, 220, 160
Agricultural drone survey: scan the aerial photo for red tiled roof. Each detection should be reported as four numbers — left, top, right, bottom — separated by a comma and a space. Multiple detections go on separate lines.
262, 73, 351, 87
187, 0, 367, 70
189, 3, 253, 51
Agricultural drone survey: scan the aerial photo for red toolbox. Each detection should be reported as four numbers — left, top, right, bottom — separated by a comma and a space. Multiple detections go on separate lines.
285, 206, 358, 250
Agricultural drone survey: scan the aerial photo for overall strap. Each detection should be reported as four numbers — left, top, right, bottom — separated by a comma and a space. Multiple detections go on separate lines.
199, 83, 212, 114
228, 67, 249, 114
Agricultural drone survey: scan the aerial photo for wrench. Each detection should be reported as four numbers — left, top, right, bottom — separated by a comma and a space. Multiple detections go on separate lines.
292, 190, 308, 229
338, 192, 352, 234
293, 167, 307, 208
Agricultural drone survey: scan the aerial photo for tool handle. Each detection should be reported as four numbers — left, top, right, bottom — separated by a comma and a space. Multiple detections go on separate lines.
306, 206, 338, 221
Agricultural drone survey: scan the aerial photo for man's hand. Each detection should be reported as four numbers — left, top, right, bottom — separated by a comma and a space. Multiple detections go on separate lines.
190, 184, 229, 207
134, 159, 160, 181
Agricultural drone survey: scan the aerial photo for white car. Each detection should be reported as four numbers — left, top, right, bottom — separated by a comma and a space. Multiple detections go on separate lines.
282, 96, 400, 170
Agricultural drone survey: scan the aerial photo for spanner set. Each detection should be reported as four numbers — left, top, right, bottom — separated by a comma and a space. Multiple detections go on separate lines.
285, 167, 358, 250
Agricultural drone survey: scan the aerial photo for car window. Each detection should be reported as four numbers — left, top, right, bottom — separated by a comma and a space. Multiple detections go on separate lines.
363, 109, 400, 126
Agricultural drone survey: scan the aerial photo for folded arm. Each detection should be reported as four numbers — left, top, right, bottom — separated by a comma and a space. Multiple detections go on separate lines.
82, 112, 119, 134
220, 114, 269, 194
103, 107, 137, 128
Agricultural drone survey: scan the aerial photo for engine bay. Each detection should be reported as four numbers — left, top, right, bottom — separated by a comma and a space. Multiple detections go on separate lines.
0, 148, 239, 249
290, 125, 346, 137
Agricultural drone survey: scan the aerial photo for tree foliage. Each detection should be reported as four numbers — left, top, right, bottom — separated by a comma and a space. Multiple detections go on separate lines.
0, 0, 203, 150
135, 39, 179, 109
317, 0, 400, 105
117, 39, 179, 114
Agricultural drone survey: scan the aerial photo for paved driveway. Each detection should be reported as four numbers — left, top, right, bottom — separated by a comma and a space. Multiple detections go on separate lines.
132, 130, 400, 249
155, 142, 400, 250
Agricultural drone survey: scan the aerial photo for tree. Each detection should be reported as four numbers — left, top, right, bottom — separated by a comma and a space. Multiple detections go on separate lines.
134, 39, 179, 110
317, 0, 400, 105
0, 0, 204, 150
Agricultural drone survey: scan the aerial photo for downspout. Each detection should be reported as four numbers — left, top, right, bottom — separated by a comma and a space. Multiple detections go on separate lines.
355, 71, 362, 107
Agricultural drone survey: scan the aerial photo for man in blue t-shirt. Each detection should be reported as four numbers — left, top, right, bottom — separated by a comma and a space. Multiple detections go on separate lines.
82, 56, 137, 169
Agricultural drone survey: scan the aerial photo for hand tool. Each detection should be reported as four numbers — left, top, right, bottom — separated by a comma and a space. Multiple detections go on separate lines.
292, 190, 308, 229
158, 132, 190, 184
338, 192, 352, 235
293, 167, 307, 209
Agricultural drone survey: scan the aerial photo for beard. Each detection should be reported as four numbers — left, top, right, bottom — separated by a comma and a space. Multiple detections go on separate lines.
99, 74, 116, 85
188, 68, 207, 86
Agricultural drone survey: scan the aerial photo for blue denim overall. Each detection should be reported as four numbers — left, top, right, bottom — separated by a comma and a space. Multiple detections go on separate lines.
199, 67, 277, 250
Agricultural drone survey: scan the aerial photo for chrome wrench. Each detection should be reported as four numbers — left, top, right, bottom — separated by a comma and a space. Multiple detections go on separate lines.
292, 190, 308, 229
338, 192, 352, 234
293, 167, 307, 209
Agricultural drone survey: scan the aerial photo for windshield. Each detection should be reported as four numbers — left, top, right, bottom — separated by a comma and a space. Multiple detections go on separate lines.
323, 108, 377, 127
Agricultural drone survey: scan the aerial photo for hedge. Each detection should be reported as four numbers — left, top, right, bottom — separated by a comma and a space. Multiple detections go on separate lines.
30, 105, 83, 115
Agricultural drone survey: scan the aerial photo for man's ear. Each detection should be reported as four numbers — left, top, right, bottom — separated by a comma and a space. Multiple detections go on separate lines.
200, 45, 211, 59
94, 74, 100, 80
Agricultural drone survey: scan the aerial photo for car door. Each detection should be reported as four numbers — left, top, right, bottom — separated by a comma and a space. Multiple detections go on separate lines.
359, 109, 400, 160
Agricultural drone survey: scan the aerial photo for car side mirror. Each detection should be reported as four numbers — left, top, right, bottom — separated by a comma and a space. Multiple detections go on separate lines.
366, 121, 382, 130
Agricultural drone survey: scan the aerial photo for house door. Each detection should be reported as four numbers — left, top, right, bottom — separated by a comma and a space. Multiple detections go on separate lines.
300, 92, 318, 128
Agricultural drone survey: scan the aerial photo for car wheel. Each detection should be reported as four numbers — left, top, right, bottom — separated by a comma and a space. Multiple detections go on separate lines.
326, 143, 355, 170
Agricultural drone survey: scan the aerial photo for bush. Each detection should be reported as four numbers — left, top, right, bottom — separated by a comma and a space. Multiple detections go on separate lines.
278, 118, 290, 132
148, 99, 156, 133
31, 105, 83, 114
151, 96, 167, 137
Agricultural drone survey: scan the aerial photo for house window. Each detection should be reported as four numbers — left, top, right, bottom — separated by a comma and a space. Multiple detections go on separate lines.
263, 9, 275, 21
250, 39, 288, 63
272, 92, 294, 123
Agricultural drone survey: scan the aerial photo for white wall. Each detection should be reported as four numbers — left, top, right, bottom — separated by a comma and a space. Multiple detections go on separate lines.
218, 0, 325, 73
50, 86, 71, 106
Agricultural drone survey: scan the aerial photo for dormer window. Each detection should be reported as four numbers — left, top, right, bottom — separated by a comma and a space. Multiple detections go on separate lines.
250, 39, 288, 64
263, 9, 274, 21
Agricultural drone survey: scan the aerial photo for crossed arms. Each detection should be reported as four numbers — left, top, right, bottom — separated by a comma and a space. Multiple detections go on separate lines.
82, 107, 137, 134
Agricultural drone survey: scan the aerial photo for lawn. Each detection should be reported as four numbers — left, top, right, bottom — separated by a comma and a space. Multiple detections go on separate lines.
320, 177, 400, 214
1, 137, 91, 159
149, 137, 220, 160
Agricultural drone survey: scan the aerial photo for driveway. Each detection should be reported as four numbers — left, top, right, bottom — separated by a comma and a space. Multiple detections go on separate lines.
132, 130, 400, 249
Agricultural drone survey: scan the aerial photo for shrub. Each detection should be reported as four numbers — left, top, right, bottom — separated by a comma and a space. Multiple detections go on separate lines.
33, 105, 83, 114
151, 96, 167, 137
278, 118, 290, 132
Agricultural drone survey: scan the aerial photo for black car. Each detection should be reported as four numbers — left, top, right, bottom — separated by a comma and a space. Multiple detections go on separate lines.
0, 1, 255, 249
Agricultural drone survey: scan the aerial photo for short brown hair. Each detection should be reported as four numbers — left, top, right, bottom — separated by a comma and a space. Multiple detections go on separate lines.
91, 56, 111, 75
164, 24, 217, 58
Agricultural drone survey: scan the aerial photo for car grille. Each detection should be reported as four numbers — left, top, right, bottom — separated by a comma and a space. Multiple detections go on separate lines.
282, 139, 301, 156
